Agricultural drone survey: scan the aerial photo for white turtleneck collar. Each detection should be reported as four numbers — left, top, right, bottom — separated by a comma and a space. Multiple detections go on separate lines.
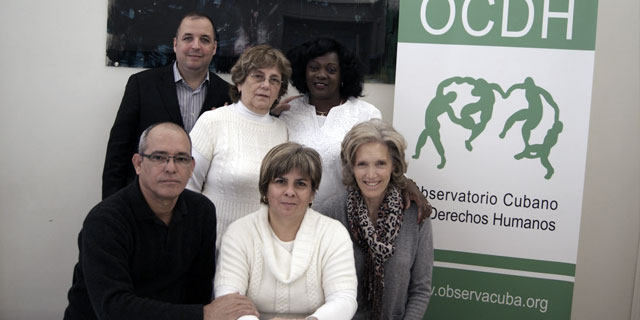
228, 101, 274, 123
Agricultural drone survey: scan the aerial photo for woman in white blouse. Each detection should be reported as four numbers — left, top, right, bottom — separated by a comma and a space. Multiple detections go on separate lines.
214, 142, 357, 320
275, 37, 432, 221
187, 45, 290, 250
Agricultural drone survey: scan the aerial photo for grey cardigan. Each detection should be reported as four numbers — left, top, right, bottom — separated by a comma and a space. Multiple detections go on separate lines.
317, 195, 433, 320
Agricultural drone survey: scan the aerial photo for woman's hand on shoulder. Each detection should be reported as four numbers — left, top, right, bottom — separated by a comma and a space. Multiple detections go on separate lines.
211, 102, 229, 111
270, 95, 303, 116
402, 178, 433, 224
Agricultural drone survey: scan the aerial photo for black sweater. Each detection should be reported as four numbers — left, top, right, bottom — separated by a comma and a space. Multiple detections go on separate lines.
64, 180, 216, 320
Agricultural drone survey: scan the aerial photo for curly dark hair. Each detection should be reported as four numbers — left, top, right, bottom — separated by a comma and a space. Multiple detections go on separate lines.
286, 37, 364, 99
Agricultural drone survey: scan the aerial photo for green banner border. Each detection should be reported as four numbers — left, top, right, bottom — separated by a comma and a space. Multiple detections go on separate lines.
426, 267, 574, 319
435, 249, 576, 277
399, 0, 599, 51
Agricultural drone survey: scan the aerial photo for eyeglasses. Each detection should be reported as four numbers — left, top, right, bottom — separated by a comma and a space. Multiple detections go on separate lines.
140, 153, 193, 166
249, 73, 283, 86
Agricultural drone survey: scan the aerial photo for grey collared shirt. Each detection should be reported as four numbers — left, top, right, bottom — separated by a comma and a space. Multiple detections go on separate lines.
173, 62, 209, 132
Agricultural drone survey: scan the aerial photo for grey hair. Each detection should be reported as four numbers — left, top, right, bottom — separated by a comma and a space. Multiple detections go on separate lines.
229, 44, 292, 107
138, 122, 192, 154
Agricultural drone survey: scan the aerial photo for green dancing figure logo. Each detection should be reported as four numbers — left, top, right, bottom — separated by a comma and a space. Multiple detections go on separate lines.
413, 76, 563, 180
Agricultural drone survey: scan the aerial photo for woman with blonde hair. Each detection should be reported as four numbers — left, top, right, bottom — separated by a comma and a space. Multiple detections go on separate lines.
322, 119, 433, 320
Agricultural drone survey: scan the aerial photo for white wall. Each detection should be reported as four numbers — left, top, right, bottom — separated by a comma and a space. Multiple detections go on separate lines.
570, 1, 640, 319
0, 1, 637, 319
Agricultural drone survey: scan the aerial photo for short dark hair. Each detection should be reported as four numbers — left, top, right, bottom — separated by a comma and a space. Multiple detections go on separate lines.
286, 37, 364, 99
175, 11, 216, 40
259, 142, 322, 204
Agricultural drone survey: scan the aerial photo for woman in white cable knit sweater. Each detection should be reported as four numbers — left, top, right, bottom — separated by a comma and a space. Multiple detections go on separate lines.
187, 45, 290, 250
215, 142, 357, 320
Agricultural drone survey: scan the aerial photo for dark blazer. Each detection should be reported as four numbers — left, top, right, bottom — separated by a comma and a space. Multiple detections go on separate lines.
102, 65, 232, 199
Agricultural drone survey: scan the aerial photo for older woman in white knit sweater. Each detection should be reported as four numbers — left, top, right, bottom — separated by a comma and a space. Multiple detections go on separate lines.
187, 45, 290, 250
215, 142, 357, 320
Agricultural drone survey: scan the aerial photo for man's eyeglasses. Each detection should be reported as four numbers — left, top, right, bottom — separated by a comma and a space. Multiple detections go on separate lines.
140, 153, 193, 166
249, 73, 283, 86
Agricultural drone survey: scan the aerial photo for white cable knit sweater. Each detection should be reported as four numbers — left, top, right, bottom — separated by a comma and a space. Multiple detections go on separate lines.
187, 105, 288, 249
279, 96, 381, 209
214, 206, 357, 320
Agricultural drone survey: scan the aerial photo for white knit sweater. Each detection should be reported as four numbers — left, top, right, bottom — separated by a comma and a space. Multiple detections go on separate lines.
214, 205, 357, 320
187, 105, 288, 249
279, 96, 381, 209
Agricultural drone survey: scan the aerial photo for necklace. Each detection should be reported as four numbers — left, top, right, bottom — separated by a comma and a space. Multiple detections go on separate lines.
315, 98, 346, 117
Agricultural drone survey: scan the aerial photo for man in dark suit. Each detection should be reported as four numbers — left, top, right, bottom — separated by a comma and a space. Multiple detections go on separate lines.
102, 12, 232, 199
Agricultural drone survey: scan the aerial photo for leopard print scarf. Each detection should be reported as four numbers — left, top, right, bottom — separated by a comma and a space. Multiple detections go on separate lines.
346, 185, 404, 320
